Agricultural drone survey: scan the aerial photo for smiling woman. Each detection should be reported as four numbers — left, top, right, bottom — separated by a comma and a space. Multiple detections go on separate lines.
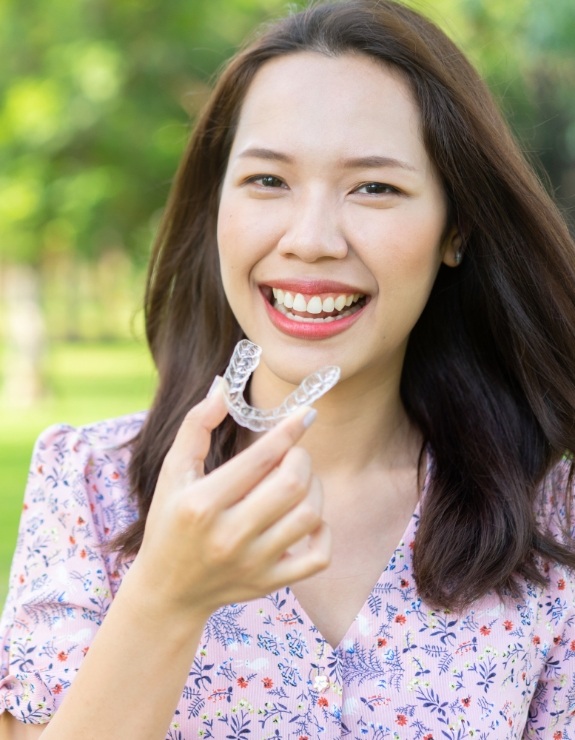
2, 1, 575, 739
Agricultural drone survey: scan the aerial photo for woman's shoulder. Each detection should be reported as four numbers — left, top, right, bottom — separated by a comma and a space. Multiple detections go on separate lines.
535, 454, 574, 542
21, 411, 147, 546
0, 413, 147, 722
34, 410, 147, 457
29, 411, 146, 489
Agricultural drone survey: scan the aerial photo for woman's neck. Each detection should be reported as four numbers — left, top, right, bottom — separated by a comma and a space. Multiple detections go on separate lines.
246, 365, 421, 480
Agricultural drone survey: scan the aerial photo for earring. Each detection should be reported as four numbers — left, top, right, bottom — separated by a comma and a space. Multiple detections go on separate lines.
454, 248, 463, 266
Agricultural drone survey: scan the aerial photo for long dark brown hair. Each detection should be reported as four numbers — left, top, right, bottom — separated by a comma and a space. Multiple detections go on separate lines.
114, 0, 575, 610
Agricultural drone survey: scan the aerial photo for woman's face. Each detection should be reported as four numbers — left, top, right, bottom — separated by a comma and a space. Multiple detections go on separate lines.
217, 52, 459, 394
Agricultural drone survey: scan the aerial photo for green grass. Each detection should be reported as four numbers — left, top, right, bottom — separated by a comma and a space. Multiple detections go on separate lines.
0, 340, 156, 607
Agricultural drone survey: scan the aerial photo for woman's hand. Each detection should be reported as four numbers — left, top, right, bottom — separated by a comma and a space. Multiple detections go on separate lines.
127, 378, 331, 622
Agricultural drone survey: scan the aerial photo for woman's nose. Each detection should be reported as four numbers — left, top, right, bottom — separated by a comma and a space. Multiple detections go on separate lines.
276, 191, 348, 262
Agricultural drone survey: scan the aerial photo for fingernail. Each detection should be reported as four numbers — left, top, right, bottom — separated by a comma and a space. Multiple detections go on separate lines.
207, 375, 222, 398
302, 408, 317, 428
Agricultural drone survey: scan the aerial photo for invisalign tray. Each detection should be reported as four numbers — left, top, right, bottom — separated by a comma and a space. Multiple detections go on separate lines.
223, 339, 341, 432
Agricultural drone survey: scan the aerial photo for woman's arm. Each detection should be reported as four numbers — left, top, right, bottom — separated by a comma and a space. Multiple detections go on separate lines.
20, 382, 328, 739
1, 713, 45, 739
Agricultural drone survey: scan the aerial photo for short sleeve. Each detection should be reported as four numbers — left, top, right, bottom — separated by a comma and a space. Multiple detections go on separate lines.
523, 459, 575, 737
0, 419, 140, 724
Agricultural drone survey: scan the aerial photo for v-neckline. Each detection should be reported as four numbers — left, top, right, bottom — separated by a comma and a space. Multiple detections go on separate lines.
287, 497, 422, 652
286, 452, 431, 651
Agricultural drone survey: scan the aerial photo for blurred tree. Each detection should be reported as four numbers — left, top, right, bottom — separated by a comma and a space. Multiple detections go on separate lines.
409, 0, 575, 226
0, 0, 297, 267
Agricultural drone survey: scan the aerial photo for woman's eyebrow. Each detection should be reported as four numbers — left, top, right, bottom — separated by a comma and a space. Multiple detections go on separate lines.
237, 147, 418, 172
238, 147, 293, 163
340, 154, 418, 172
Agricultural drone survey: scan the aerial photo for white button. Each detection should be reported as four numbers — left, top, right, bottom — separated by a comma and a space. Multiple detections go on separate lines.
313, 675, 330, 692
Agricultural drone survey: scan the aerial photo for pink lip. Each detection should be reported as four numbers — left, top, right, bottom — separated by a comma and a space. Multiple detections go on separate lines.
262, 279, 364, 295
261, 289, 367, 340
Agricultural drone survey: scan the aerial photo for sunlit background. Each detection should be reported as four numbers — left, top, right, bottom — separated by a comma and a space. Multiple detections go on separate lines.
1, 0, 574, 604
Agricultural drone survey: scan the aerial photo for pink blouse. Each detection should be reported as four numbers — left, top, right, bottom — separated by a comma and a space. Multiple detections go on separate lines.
1, 414, 574, 738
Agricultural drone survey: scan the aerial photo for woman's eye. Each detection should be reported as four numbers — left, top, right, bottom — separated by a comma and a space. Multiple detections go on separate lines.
355, 182, 398, 195
250, 175, 285, 188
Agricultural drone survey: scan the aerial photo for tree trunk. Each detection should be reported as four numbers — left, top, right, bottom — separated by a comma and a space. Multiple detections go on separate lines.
1, 262, 48, 406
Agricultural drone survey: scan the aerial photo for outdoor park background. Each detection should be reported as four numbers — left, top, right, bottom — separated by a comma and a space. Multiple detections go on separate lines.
1, 0, 574, 606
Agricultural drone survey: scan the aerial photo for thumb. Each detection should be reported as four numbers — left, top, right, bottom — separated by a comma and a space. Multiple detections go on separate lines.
167, 376, 230, 480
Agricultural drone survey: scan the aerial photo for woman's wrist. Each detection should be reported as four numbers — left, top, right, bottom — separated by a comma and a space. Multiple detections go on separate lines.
118, 555, 214, 637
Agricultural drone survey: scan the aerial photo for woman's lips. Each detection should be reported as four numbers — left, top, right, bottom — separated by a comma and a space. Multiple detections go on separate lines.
263, 278, 365, 295
261, 285, 369, 339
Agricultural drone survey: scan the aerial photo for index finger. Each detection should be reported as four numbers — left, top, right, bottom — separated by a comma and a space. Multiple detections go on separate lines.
205, 404, 317, 508
164, 377, 230, 480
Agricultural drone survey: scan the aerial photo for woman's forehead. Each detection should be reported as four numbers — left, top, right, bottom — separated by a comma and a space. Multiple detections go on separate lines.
228, 51, 430, 176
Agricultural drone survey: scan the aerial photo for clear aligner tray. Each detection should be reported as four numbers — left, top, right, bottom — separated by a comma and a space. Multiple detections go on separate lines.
223, 339, 340, 432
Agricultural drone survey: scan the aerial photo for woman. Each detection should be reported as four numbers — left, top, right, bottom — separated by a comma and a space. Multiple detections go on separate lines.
2, 1, 575, 737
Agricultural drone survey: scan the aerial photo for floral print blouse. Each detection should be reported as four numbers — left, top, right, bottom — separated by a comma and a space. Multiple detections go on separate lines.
1, 414, 574, 739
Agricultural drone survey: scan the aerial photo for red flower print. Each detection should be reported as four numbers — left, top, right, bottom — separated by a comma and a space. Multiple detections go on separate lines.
77, 517, 85, 525
111, 471, 120, 480
377, 638, 387, 647
53, 684, 62, 694
400, 579, 409, 588
554, 636, 561, 645
570, 639, 575, 652
80, 549, 87, 559
532, 635, 541, 646
553, 732, 562, 740
396, 714, 408, 726
18, 575, 25, 585
423, 735, 434, 740
299, 736, 309, 740
37, 465, 43, 474
558, 578, 566, 590
262, 677, 273, 689
461, 696, 471, 707
69, 536, 76, 545
317, 697, 329, 707
237, 677, 248, 688
503, 620, 513, 631
57, 651, 68, 662
479, 625, 490, 636
395, 614, 406, 625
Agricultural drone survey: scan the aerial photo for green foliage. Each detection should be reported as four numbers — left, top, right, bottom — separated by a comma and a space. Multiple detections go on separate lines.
407, 0, 575, 219
0, 0, 573, 266
0, 0, 290, 265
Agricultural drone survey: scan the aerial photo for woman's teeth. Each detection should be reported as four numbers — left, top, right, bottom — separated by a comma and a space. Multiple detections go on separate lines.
271, 288, 364, 323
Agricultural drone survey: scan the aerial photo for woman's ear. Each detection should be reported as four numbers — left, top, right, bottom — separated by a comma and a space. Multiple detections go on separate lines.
442, 227, 464, 268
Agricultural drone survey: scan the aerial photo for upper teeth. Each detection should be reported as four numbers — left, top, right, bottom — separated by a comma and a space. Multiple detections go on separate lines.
272, 289, 362, 314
